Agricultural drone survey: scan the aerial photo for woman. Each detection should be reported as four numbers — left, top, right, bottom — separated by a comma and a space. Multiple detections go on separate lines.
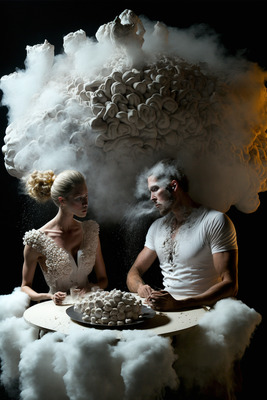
21, 169, 108, 304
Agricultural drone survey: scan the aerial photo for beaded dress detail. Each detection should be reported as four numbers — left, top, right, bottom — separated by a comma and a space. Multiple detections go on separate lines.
23, 220, 99, 293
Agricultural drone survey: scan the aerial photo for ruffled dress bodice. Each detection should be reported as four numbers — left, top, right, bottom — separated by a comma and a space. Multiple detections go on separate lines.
23, 220, 99, 294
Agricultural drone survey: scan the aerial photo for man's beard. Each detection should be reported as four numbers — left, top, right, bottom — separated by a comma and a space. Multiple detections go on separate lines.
158, 200, 172, 215
157, 191, 174, 216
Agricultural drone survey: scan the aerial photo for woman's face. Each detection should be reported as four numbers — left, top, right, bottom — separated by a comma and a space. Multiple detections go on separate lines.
62, 182, 88, 217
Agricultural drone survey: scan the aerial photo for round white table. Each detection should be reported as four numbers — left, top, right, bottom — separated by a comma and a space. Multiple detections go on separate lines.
24, 294, 207, 337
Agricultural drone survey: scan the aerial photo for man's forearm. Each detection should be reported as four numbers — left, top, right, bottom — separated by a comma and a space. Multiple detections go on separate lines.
127, 269, 145, 293
182, 279, 237, 308
148, 279, 237, 311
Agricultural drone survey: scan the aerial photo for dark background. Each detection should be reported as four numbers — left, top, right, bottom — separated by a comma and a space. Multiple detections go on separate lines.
0, 1, 266, 399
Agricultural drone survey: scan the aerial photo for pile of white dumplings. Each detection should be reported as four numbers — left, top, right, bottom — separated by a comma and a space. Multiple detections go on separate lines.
74, 289, 142, 326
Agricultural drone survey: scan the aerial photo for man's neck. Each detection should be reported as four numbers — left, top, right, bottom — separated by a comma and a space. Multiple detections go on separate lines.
171, 193, 200, 225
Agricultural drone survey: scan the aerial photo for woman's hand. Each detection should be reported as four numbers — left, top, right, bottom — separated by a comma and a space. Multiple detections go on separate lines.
52, 291, 66, 305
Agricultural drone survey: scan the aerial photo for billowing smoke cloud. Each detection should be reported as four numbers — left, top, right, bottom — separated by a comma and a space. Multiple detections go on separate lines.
1, 9, 266, 221
0, 289, 261, 399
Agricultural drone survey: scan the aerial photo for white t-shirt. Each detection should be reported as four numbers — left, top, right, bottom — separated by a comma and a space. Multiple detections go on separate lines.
145, 207, 238, 296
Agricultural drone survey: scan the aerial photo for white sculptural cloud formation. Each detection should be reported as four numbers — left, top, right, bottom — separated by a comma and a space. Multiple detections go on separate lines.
1, 9, 266, 219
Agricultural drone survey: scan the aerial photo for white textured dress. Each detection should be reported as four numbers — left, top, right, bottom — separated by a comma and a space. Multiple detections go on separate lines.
23, 220, 99, 294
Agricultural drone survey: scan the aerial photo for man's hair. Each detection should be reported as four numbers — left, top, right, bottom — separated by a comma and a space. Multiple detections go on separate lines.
147, 159, 189, 192
136, 158, 189, 198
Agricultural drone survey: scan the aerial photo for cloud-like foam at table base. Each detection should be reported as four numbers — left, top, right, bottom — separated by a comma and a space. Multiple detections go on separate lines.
0, 288, 261, 399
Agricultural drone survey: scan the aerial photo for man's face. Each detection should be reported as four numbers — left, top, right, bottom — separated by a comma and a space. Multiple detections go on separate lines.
147, 175, 173, 216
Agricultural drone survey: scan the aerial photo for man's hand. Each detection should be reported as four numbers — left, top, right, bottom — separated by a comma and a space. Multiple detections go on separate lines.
137, 284, 153, 298
147, 290, 178, 311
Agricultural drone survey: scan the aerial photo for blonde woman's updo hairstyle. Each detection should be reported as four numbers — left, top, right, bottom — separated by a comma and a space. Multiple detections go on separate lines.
26, 170, 56, 203
51, 170, 85, 206
25, 170, 85, 206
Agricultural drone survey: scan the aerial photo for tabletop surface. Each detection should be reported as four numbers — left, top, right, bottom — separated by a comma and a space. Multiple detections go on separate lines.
24, 294, 207, 337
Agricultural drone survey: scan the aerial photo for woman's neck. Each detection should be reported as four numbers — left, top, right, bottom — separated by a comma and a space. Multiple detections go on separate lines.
51, 209, 77, 233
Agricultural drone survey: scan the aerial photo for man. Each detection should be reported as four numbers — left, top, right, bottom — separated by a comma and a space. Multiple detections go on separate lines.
127, 159, 238, 311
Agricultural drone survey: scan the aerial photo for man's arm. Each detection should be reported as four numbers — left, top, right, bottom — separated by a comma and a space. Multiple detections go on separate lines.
126, 246, 157, 297
147, 249, 238, 311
